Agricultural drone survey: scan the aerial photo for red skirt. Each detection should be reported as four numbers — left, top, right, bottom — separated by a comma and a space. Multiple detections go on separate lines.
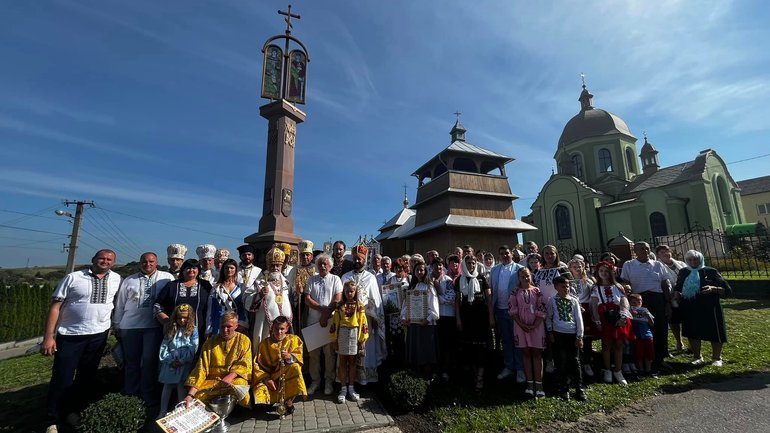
580, 302, 600, 338
598, 303, 631, 341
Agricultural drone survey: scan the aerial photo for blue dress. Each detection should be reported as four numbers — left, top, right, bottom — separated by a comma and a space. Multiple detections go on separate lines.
158, 328, 199, 384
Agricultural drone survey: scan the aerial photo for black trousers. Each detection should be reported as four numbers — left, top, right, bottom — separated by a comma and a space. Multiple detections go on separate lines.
552, 331, 582, 390
640, 291, 668, 364
46, 331, 109, 422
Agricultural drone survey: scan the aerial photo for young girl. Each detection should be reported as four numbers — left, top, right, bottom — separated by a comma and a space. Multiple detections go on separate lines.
509, 268, 547, 397
330, 281, 369, 404
568, 258, 597, 378
401, 262, 440, 379
591, 261, 632, 385
525, 253, 542, 274
433, 259, 457, 381
158, 304, 198, 417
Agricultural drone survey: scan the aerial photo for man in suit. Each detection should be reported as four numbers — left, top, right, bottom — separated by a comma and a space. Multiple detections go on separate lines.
488, 245, 526, 383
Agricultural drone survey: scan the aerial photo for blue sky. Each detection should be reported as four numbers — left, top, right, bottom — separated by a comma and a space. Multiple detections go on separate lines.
1, 0, 769, 267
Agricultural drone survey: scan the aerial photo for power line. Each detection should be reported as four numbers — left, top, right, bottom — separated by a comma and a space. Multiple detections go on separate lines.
92, 207, 145, 254
0, 205, 59, 226
80, 226, 134, 259
0, 224, 69, 236
83, 213, 142, 258
727, 153, 770, 165
99, 207, 243, 240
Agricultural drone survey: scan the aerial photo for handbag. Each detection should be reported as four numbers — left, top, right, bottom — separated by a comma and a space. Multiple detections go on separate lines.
598, 286, 621, 325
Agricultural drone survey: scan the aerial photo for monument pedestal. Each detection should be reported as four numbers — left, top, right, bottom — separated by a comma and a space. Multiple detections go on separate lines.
245, 99, 306, 266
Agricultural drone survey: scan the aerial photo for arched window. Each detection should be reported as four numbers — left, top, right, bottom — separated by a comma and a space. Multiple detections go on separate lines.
649, 212, 668, 237
598, 148, 613, 172
554, 205, 572, 240
625, 148, 636, 173
571, 154, 583, 178
715, 176, 735, 225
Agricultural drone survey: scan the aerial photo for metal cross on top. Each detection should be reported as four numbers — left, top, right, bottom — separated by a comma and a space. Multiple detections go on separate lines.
453, 110, 462, 120
278, 4, 300, 35
260, 4, 310, 104
580, 72, 587, 88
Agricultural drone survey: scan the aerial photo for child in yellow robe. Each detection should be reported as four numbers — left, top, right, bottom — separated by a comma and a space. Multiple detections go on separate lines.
252, 316, 307, 414
184, 311, 252, 407
330, 280, 369, 404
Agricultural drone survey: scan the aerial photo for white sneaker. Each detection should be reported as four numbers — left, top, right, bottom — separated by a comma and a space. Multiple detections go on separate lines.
603, 369, 613, 384
545, 360, 555, 374
691, 357, 705, 366
516, 370, 526, 383
613, 371, 628, 386
583, 364, 594, 377
307, 381, 320, 395
46, 425, 58, 433
348, 389, 360, 402
324, 380, 334, 395
496, 368, 513, 380
712, 359, 723, 367
336, 391, 346, 404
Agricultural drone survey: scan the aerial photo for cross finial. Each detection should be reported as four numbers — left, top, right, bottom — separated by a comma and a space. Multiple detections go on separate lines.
403, 184, 409, 208
453, 110, 462, 120
643, 129, 648, 143
278, 4, 301, 35
580, 72, 586, 89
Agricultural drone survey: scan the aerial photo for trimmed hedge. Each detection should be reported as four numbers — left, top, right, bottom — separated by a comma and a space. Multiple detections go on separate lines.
78, 393, 146, 433
388, 370, 429, 411
0, 284, 52, 344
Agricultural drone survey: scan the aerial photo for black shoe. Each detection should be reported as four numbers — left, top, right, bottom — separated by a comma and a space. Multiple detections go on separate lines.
559, 390, 570, 400
286, 405, 295, 415
575, 388, 587, 402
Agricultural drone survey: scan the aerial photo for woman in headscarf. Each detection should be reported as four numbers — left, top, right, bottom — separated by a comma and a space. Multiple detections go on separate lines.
673, 250, 731, 367
456, 254, 492, 391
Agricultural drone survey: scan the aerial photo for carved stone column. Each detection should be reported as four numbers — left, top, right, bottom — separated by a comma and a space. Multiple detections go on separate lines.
245, 100, 305, 262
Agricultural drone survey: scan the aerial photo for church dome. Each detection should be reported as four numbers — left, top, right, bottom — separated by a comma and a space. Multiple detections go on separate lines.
558, 86, 634, 148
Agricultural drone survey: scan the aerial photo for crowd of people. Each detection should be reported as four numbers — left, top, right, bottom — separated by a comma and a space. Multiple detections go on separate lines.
40, 239, 733, 433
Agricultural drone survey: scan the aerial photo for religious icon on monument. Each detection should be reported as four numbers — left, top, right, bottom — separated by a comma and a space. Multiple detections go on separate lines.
285, 50, 307, 104
281, 188, 292, 217
261, 44, 283, 100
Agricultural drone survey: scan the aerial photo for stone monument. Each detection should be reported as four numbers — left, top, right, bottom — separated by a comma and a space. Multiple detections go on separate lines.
245, 5, 310, 265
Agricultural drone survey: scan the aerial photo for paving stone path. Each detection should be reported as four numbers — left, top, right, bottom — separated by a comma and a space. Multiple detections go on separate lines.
225, 391, 394, 433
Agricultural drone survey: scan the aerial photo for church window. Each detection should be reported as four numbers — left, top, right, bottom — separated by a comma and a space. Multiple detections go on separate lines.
598, 148, 613, 172
625, 148, 636, 173
649, 212, 668, 237
571, 154, 583, 178
554, 205, 572, 240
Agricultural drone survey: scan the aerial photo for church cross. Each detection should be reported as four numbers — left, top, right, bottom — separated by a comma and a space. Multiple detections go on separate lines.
580, 72, 586, 88
278, 4, 301, 34
453, 110, 462, 120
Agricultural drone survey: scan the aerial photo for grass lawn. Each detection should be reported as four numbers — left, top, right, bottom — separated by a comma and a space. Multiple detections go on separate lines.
428, 298, 770, 433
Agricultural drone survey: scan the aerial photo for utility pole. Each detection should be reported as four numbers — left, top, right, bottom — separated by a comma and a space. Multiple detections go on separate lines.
58, 200, 95, 274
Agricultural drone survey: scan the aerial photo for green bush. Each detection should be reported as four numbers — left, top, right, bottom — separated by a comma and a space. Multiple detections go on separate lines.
78, 393, 146, 433
388, 370, 428, 411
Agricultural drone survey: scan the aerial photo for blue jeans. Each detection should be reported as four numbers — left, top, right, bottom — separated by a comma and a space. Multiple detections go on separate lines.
47, 331, 109, 422
120, 327, 163, 406
495, 308, 524, 372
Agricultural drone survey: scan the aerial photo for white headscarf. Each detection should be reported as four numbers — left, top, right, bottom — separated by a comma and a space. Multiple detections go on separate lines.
459, 257, 481, 303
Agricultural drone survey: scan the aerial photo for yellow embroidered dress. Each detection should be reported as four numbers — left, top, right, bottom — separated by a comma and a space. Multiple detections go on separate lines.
252, 334, 307, 404
185, 332, 252, 406
331, 302, 369, 355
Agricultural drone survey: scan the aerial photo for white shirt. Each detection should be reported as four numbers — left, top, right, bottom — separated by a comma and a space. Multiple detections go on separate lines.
305, 273, 342, 324
113, 270, 173, 329
341, 269, 382, 319
545, 295, 584, 338
660, 259, 686, 286
620, 259, 668, 294
53, 268, 122, 335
